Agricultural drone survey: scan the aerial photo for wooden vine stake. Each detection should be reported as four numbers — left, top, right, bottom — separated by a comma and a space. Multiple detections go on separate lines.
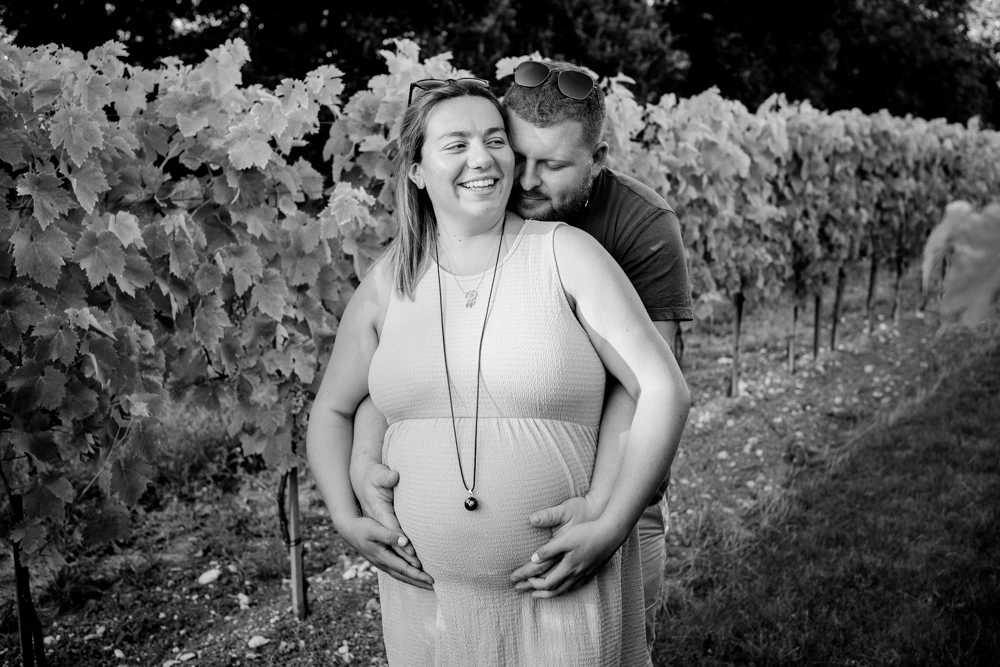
787, 303, 798, 374
830, 265, 846, 351
891, 255, 905, 324
812, 293, 822, 360
729, 292, 745, 397
865, 256, 878, 335
288, 467, 307, 620
11, 495, 47, 667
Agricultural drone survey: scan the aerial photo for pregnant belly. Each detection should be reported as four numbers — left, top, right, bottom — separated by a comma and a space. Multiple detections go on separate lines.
384, 418, 596, 588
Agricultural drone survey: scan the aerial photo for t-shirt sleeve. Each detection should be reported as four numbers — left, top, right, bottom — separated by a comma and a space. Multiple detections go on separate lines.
615, 208, 693, 322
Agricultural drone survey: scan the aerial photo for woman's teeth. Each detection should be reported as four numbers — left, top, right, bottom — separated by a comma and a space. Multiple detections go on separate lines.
461, 179, 496, 189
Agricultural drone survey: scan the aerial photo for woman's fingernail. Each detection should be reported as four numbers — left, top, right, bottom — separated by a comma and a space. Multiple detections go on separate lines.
530, 553, 540, 563
397, 536, 408, 547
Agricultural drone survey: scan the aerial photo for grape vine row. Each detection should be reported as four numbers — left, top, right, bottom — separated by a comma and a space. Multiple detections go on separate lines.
1, 35, 998, 567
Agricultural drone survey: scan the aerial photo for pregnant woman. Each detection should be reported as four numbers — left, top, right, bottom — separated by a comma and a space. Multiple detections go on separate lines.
307, 79, 689, 666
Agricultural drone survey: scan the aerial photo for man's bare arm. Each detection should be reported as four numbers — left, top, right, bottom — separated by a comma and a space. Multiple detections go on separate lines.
510, 320, 679, 594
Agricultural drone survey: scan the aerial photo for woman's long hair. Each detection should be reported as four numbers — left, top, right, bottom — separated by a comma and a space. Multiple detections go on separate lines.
383, 81, 505, 299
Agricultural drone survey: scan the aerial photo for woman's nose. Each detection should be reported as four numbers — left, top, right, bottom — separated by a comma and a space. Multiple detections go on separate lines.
467, 143, 494, 169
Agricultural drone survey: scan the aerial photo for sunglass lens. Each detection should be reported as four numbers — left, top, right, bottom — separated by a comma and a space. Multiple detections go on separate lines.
558, 71, 595, 100
514, 61, 551, 88
409, 79, 448, 104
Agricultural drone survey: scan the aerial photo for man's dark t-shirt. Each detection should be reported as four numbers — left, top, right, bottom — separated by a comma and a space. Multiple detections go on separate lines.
572, 168, 693, 322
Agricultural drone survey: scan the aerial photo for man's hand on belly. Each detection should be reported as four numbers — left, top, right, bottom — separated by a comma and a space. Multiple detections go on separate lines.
510, 495, 619, 598
354, 460, 413, 545
348, 459, 432, 589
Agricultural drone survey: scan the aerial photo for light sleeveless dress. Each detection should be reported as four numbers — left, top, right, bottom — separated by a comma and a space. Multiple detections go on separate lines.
368, 220, 648, 666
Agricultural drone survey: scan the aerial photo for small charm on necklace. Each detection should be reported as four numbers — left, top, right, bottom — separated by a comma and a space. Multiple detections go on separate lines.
464, 290, 478, 308
464, 494, 479, 511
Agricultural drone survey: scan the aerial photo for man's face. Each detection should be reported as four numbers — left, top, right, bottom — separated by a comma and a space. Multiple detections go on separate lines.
506, 112, 600, 221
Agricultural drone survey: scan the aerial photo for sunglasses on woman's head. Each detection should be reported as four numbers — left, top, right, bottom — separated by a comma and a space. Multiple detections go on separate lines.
407, 78, 492, 106
513, 61, 596, 101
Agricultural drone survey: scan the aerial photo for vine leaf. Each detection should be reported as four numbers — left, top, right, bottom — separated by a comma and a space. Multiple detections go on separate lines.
74, 229, 127, 286
228, 134, 273, 171
116, 248, 155, 297
15, 172, 75, 229
49, 106, 105, 166
11, 519, 47, 555
110, 70, 150, 117
65, 306, 116, 338
8, 427, 60, 467
8, 361, 66, 410
108, 211, 145, 248
43, 473, 76, 503
0, 286, 46, 350
24, 483, 66, 522
73, 69, 113, 112
11, 224, 73, 288
222, 244, 264, 296
251, 269, 290, 321
193, 293, 231, 348
82, 502, 130, 544
0, 128, 27, 167
32, 314, 80, 365
60, 382, 100, 422
194, 263, 224, 294
200, 38, 250, 97
241, 427, 294, 470
68, 157, 111, 214
110, 454, 153, 505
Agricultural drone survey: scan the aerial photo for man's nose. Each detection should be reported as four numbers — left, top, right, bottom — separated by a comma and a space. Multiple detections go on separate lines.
519, 162, 541, 191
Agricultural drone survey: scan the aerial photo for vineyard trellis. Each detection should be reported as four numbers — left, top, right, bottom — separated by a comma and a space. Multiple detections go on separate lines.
1, 33, 999, 665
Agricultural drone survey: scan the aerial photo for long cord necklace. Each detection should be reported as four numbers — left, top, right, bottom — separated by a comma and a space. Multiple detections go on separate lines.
435, 213, 506, 511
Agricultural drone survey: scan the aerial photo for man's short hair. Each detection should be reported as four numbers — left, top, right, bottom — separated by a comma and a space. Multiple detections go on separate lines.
503, 61, 606, 149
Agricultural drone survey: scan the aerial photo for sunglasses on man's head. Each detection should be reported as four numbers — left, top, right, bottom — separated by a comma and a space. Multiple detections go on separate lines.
513, 61, 596, 101
407, 78, 492, 106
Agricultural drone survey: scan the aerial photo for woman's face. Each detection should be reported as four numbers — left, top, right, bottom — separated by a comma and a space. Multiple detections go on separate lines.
409, 96, 514, 226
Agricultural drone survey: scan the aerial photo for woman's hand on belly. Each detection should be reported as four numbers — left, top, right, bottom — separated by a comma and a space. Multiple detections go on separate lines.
509, 495, 622, 598
334, 514, 435, 590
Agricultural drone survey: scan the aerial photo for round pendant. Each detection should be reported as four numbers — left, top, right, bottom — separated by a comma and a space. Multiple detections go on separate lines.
464, 495, 479, 511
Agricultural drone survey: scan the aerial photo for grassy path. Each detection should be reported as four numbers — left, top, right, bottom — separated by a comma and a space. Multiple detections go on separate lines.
656, 335, 1000, 666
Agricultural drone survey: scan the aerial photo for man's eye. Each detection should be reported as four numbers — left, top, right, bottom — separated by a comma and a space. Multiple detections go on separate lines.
488, 139, 507, 147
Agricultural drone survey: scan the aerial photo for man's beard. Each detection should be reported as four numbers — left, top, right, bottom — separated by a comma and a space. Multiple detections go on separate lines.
511, 178, 592, 222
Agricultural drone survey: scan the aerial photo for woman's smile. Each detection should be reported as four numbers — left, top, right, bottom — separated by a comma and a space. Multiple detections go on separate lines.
459, 177, 499, 190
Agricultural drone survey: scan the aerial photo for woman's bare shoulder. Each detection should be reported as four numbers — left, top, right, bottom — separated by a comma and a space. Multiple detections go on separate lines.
342, 259, 394, 333
552, 222, 615, 271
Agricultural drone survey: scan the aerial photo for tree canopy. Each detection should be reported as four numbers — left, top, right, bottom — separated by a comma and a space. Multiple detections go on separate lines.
662, 0, 1000, 125
2, 0, 998, 126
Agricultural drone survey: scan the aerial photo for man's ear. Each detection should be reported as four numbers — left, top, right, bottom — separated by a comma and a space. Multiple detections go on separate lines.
591, 141, 609, 177
408, 163, 424, 189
